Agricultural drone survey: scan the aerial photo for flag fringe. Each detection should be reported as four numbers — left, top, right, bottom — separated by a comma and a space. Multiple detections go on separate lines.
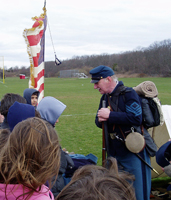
23, 29, 35, 88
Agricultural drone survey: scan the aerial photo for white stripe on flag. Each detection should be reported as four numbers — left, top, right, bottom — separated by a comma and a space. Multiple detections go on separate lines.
27, 25, 44, 36
34, 62, 44, 76
30, 42, 41, 57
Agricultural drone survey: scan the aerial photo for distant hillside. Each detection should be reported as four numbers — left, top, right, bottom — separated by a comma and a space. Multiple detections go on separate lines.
5, 39, 171, 77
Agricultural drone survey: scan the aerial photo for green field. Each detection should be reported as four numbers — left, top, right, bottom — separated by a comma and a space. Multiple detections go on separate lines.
0, 77, 171, 165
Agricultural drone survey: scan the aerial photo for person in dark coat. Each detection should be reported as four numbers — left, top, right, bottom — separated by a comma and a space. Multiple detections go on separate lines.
156, 141, 171, 177
89, 65, 151, 200
37, 96, 74, 198
156, 141, 171, 195
51, 150, 74, 197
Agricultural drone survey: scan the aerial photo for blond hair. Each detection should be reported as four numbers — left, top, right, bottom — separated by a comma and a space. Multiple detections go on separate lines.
0, 117, 61, 199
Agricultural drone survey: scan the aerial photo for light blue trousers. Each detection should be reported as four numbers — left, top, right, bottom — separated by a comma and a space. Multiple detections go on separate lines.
116, 148, 151, 200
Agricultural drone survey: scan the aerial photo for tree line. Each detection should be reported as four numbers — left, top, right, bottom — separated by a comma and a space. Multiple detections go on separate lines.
5, 39, 171, 77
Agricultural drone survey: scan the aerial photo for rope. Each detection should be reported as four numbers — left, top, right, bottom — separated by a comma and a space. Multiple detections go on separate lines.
47, 16, 61, 65
47, 18, 56, 56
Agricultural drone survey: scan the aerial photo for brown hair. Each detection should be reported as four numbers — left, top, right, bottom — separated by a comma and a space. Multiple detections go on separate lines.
0, 93, 26, 117
0, 117, 61, 199
0, 129, 11, 152
56, 157, 136, 200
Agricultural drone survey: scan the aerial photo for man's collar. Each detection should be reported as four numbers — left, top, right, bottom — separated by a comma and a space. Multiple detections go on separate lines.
109, 81, 119, 95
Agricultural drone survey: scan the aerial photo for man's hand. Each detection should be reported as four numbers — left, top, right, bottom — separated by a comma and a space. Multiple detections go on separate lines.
98, 108, 110, 122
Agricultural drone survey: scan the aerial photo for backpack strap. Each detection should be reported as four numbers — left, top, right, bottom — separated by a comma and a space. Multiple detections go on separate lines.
108, 85, 131, 112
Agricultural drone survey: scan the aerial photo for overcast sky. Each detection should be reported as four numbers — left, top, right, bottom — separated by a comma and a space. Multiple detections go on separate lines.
0, 0, 171, 68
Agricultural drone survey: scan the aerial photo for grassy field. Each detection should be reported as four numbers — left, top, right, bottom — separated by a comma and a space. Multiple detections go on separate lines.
0, 77, 171, 166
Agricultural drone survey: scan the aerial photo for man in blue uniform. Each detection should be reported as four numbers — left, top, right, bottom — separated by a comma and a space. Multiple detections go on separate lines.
89, 65, 151, 200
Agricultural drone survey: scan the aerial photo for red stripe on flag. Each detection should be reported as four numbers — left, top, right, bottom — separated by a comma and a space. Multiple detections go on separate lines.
38, 83, 44, 94
34, 69, 44, 88
27, 30, 44, 46
32, 53, 40, 67
32, 19, 44, 28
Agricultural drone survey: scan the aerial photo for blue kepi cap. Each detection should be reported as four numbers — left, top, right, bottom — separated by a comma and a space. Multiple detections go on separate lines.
89, 65, 114, 83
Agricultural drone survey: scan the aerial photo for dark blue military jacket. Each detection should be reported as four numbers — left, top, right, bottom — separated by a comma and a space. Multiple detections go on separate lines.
95, 81, 142, 157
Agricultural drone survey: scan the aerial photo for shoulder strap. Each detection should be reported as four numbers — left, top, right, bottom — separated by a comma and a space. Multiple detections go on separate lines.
111, 85, 128, 97
108, 95, 121, 112
109, 85, 131, 111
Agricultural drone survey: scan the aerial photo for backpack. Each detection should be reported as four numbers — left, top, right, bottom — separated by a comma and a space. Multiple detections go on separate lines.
108, 82, 163, 157
110, 83, 163, 129
133, 81, 164, 129
140, 96, 160, 129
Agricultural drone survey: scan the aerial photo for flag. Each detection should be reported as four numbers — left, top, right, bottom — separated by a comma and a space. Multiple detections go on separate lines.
23, 7, 47, 103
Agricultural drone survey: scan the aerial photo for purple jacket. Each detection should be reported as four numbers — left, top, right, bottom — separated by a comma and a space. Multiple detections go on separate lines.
0, 184, 54, 200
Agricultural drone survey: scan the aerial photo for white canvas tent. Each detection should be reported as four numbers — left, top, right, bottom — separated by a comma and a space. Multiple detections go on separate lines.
150, 105, 171, 178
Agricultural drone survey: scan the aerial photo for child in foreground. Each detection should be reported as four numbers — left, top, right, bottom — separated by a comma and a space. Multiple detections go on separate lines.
56, 157, 136, 200
0, 117, 61, 200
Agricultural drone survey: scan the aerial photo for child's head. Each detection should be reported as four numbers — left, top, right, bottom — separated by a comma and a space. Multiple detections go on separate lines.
0, 93, 26, 117
0, 117, 61, 192
7, 101, 36, 131
37, 96, 66, 127
23, 88, 40, 107
56, 157, 136, 200
31, 92, 39, 107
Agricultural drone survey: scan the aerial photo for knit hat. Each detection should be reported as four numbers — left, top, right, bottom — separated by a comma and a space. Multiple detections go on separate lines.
7, 101, 35, 131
